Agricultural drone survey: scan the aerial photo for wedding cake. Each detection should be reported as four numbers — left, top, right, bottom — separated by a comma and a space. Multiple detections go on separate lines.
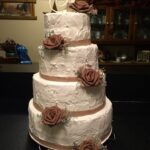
28, 1, 112, 149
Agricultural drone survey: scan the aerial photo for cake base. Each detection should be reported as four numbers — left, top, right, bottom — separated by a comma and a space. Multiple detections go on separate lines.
29, 127, 112, 150
28, 98, 112, 150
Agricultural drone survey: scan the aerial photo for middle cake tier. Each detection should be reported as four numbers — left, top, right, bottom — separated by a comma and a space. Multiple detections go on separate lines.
33, 73, 106, 111
38, 44, 99, 77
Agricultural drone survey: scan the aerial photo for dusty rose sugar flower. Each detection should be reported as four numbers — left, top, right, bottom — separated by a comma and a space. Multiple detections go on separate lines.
43, 34, 65, 50
69, 1, 97, 14
78, 67, 103, 87
42, 106, 66, 126
78, 140, 99, 150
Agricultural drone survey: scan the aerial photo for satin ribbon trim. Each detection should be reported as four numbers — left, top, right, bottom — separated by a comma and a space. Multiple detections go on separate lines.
33, 100, 106, 117
40, 73, 80, 82
66, 39, 91, 46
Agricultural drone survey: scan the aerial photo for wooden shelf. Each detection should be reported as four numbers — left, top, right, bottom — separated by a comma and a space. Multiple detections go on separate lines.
99, 61, 150, 66
92, 40, 150, 45
0, 63, 38, 73
0, 62, 150, 74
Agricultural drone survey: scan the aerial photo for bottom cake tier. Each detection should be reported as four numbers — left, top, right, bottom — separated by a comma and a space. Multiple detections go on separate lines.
28, 98, 112, 150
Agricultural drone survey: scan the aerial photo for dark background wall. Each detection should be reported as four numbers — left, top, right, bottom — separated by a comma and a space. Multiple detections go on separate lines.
106, 74, 150, 102
0, 72, 33, 113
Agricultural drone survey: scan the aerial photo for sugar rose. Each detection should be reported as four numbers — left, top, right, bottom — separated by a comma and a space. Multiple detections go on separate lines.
42, 106, 66, 126
78, 140, 99, 150
69, 1, 95, 14
43, 34, 65, 50
79, 67, 102, 87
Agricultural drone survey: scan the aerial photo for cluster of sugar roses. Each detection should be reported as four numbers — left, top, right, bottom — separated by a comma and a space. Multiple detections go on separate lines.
43, 34, 103, 88
42, 105, 107, 150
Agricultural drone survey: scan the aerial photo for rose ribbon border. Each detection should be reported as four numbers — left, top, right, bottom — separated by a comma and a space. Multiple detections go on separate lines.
33, 100, 106, 117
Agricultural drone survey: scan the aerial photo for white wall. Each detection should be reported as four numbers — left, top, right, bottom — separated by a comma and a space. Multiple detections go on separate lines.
0, 0, 50, 63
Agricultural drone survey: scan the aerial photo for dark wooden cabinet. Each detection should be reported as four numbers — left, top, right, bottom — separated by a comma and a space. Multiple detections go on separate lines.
91, 6, 150, 43
91, 6, 132, 42
109, 7, 132, 41
133, 8, 150, 41
90, 4, 150, 67
91, 6, 108, 40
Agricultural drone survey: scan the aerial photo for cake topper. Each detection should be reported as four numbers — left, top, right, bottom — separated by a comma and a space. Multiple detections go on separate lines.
49, 0, 75, 12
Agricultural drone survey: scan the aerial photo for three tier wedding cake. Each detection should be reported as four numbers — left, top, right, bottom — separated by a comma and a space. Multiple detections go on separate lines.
28, 0, 112, 149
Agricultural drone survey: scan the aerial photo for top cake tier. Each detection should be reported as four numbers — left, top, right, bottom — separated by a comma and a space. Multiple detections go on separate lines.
44, 12, 91, 41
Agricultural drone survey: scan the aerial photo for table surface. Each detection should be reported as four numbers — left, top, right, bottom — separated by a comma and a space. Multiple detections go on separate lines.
0, 108, 150, 150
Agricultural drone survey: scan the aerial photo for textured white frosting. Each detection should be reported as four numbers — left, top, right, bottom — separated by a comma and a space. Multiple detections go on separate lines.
29, 98, 112, 147
38, 44, 99, 77
33, 73, 106, 111
44, 12, 91, 41
29, 11, 113, 148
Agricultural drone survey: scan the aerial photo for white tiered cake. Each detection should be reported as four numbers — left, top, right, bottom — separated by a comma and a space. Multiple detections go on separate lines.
28, 1, 112, 149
